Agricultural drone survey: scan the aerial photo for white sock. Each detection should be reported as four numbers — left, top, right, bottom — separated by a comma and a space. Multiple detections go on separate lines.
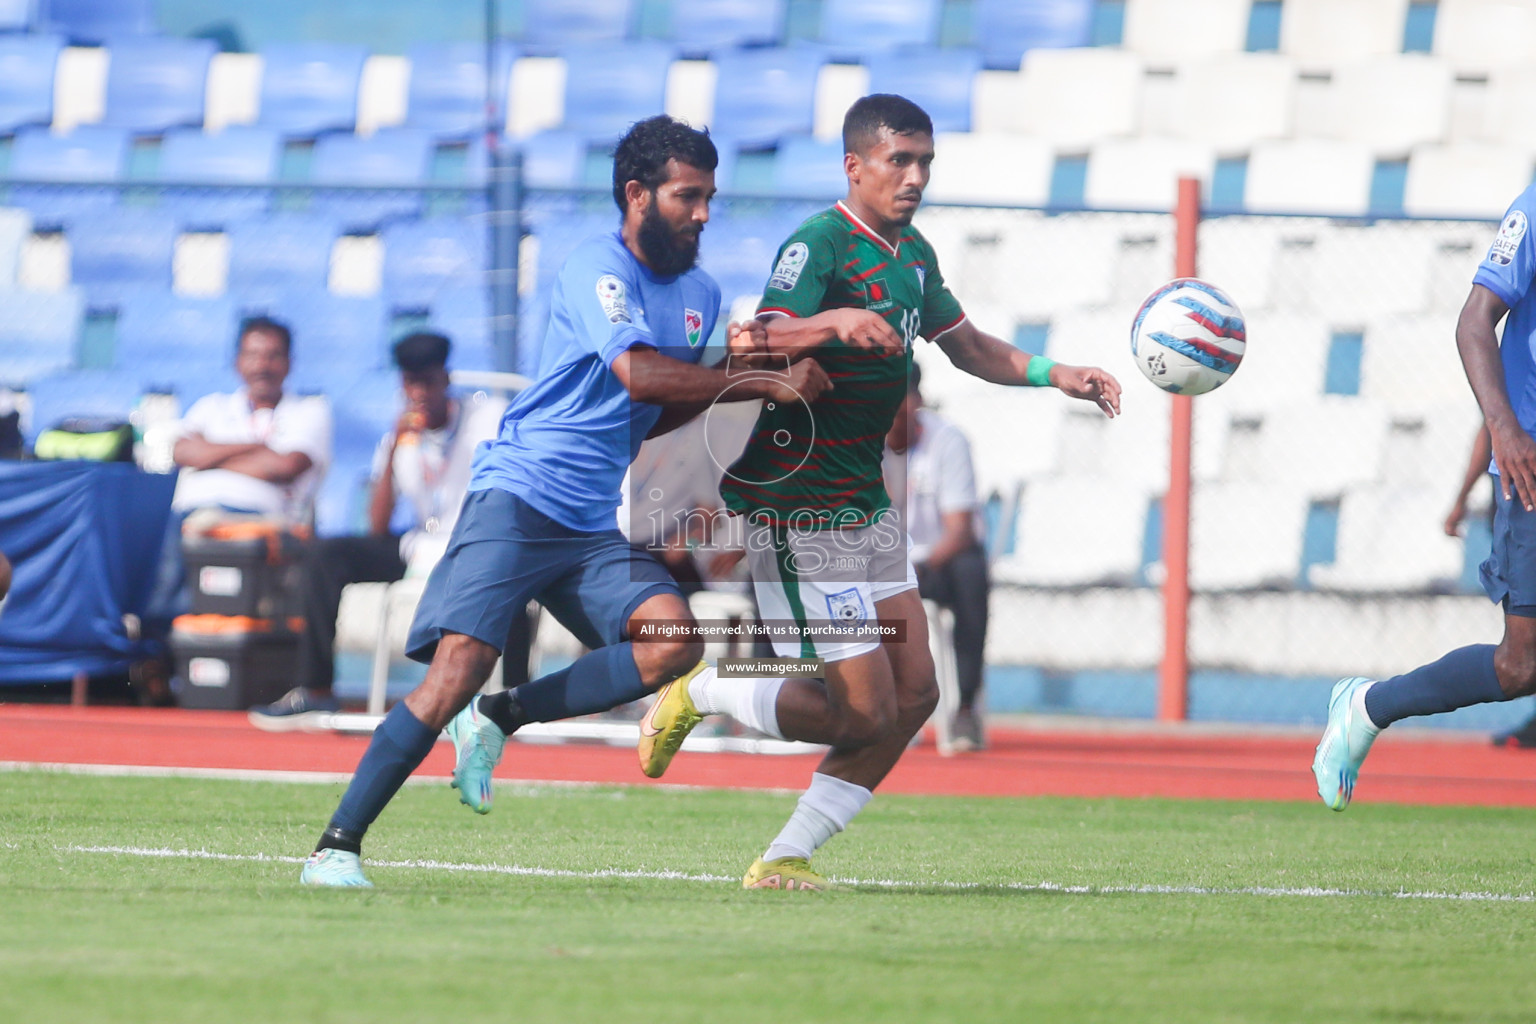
688, 666, 786, 740
1350, 681, 1382, 734
762, 772, 872, 862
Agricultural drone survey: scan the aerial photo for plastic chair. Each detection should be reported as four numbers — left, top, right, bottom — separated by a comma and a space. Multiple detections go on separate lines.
867, 48, 981, 134
35, 0, 152, 44
1404, 143, 1535, 219
972, 0, 1093, 69
257, 43, 368, 137
310, 127, 434, 230
282, 290, 392, 388
1121, 0, 1250, 61
0, 34, 61, 132
67, 208, 177, 308
1326, 55, 1452, 155
1084, 138, 1216, 211
770, 135, 847, 200
404, 41, 515, 139
381, 218, 484, 309
711, 47, 824, 148
100, 36, 216, 134
156, 125, 281, 229
1166, 53, 1296, 152
0, 0, 30, 31
819, 0, 941, 59
516, 130, 590, 189
24, 368, 140, 440
1244, 139, 1375, 216
560, 41, 672, 143
0, 288, 82, 386
6, 124, 129, 228
1433, 0, 1536, 76
226, 214, 338, 299
668, 0, 784, 55
1015, 48, 1143, 148
1280, 0, 1410, 69
113, 292, 239, 379
521, 0, 637, 50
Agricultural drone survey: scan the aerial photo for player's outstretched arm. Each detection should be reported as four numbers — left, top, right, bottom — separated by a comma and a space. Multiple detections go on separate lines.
756, 308, 904, 358
936, 320, 1121, 418
613, 346, 831, 409
1458, 283, 1536, 510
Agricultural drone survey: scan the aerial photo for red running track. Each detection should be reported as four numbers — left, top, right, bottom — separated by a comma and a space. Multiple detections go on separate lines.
4, 705, 1536, 807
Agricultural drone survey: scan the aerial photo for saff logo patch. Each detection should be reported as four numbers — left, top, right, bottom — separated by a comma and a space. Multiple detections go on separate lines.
684, 308, 703, 348
768, 242, 809, 291
1490, 210, 1528, 267
596, 274, 630, 323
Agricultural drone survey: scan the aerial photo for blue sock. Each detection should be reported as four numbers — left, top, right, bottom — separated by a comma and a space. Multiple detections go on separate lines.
1363, 644, 1508, 728
513, 642, 651, 723
328, 702, 439, 837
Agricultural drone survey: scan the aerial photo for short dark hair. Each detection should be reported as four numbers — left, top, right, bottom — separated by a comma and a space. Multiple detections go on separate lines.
238, 316, 291, 356
611, 115, 718, 212
843, 94, 933, 156
393, 331, 452, 373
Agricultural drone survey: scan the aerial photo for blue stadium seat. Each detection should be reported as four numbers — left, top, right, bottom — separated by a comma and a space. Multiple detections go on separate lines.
25, 369, 141, 440
699, 214, 784, 311
114, 292, 239, 381
711, 48, 824, 148
156, 126, 281, 228
516, 130, 590, 189
972, 0, 1094, 69
560, 42, 672, 143
100, 36, 216, 134
668, 0, 785, 55
0, 35, 62, 133
521, 0, 637, 50
382, 218, 484, 310
405, 41, 515, 138
35, 0, 152, 44
0, 288, 83, 386
867, 49, 982, 133
226, 214, 338, 303
0, 0, 30, 32
278, 290, 391, 390
68, 209, 177, 309
310, 128, 434, 230
771, 135, 848, 200
427, 283, 497, 370
257, 43, 368, 137
819, 0, 942, 58
6, 125, 129, 228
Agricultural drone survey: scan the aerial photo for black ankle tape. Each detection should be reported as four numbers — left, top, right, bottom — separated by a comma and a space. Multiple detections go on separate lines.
316, 825, 363, 855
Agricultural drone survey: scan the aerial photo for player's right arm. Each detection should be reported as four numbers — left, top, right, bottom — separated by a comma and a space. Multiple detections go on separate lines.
613, 347, 829, 408
752, 226, 901, 357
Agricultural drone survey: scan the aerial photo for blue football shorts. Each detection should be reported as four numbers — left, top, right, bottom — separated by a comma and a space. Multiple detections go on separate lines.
1480, 485, 1536, 618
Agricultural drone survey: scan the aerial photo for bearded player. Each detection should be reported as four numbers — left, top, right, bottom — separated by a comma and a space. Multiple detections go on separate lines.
637, 94, 1122, 891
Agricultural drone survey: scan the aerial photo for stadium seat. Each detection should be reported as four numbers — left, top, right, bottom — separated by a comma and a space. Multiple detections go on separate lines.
506, 55, 565, 138
1121, 0, 1250, 61
113, 292, 239, 381
309, 128, 434, 231
1253, 399, 1390, 497
1326, 56, 1452, 155
279, 290, 392, 389
1360, 315, 1471, 413
0, 287, 83, 385
68, 209, 177, 309
970, 0, 1094, 70
988, 215, 1120, 318
997, 477, 1145, 586
1477, 66, 1536, 155
1433, 0, 1536, 75
25, 368, 140, 440
698, 214, 782, 314
155, 126, 282, 229
1243, 139, 1375, 216
0, 34, 61, 133
0, 0, 28, 31
1014, 48, 1143, 148
381, 218, 484, 310
867, 49, 981, 134
1189, 483, 1310, 590
520, 0, 637, 50
818, 0, 942, 59
226, 214, 339, 302
6, 125, 128, 228
515, 130, 590, 189
404, 41, 516, 138
257, 43, 368, 137
771, 136, 847, 200
35, 0, 152, 44
1166, 54, 1296, 152
1208, 313, 1329, 414
667, 0, 784, 55
924, 132, 1053, 206
1084, 138, 1215, 211
560, 42, 672, 143
1306, 222, 1435, 321
100, 36, 216, 134
1403, 143, 1534, 220
0, 206, 29, 287
710, 47, 824, 148
1279, 0, 1410, 69
1306, 486, 1463, 592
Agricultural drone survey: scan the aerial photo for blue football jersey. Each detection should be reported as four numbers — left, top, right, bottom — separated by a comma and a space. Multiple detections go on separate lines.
1475, 184, 1536, 448
469, 230, 721, 531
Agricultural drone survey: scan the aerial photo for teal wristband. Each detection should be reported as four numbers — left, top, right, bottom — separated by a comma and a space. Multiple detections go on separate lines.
1024, 356, 1057, 387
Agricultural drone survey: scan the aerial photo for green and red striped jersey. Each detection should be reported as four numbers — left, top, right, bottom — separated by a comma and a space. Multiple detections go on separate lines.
720, 201, 967, 528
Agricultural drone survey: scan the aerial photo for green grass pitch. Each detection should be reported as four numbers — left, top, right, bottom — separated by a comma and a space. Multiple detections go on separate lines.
3, 768, 1535, 1023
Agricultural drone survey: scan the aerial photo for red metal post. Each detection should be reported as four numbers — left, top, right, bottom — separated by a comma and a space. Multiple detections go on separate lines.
1158, 177, 1201, 722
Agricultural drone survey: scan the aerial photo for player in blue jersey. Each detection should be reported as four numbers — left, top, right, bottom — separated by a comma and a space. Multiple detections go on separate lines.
1313, 186, 1536, 810
301, 116, 829, 887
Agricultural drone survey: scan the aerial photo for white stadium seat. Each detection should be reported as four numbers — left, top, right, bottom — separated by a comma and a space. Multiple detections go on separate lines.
1208, 313, 1330, 413
1403, 143, 1535, 219
1190, 482, 1309, 590
995, 476, 1147, 586
1252, 398, 1390, 496
0, 207, 30, 287
204, 52, 262, 132
941, 384, 1068, 493
1121, 0, 1250, 63
969, 69, 1026, 134
1305, 222, 1437, 320
1084, 137, 1215, 211
664, 59, 717, 128
1015, 48, 1144, 148
1197, 216, 1285, 311
1244, 139, 1375, 216
507, 56, 565, 138
1479, 66, 1536, 154
356, 54, 409, 136
1376, 401, 1482, 490
51, 45, 108, 132
978, 213, 1122, 318
1325, 56, 1452, 155
1359, 314, 1470, 413
1280, 0, 1410, 70
1165, 53, 1296, 153
1433, 0, 1536, 76
926, 132, 1054, 207
812, 62, 869, 141
1306, 485, 1464, 592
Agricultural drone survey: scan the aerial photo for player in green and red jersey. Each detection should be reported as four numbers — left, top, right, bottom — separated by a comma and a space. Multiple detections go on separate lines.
639, 95, 1121, 891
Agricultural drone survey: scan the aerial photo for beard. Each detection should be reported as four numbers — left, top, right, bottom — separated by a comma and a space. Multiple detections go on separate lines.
638, 201, 701, 276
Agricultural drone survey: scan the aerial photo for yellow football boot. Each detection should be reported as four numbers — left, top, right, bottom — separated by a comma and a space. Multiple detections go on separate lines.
637, 660, 708, 779
742, 856, 831, 891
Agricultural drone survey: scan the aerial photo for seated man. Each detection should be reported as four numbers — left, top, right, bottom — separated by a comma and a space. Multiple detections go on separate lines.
173, 316, 331, 525
251, 332, 508, 726
883, 363, 991, 751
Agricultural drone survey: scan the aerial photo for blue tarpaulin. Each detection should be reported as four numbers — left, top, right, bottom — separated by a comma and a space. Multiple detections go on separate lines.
0, 462, 176, 683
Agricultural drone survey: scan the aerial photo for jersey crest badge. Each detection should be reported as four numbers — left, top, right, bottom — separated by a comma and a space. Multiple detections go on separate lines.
684, 308, 704, 347
596, 274, 630, 323
826, 587, 869, 626
914, 266, 926, 292
865, 277, 893, 312
1490, 211, 1527, 267
768, 242, 809, 291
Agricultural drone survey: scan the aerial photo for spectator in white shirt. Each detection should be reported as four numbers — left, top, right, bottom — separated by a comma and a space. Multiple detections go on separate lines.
883, 363, 990, 751
172, 317, 332, 525
251, 333, 509, 726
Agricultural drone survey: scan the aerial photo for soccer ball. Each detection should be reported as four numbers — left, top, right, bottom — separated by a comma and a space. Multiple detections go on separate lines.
1129, 278, 1246, 395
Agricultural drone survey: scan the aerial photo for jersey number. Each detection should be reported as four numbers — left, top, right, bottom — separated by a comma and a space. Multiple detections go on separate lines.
899, 308, 921, 348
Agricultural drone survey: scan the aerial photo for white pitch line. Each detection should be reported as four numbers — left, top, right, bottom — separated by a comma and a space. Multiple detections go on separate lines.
60, 845, 1536, 903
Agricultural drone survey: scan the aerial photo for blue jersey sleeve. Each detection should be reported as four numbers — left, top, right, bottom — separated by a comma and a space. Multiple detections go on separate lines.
1474, 186, 1536, 309
562, 244, 656, 368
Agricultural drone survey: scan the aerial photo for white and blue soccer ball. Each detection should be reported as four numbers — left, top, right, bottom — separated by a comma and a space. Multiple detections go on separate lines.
1129, 278, 1246, 396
